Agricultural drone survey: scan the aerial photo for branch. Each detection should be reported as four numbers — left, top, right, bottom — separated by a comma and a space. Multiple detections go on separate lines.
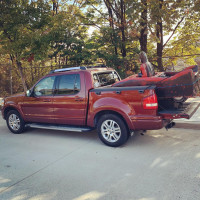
104, 0, 120, 18
150, 54, 200, 61
147, 24, 157, 40
72, 0, 77, 6
80, 23, 101, 29
151, 62, 158, 69
114, 0, 120, 15
90, 4, 109, 21
0, 22, 13, 43
76, 13, 101, 29
163, 16, 185, 48
162, 54, 200, 59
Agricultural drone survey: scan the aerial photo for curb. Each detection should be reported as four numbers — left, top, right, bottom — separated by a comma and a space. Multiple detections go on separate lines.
173, 97, 200, 129
174, 122, 200, 130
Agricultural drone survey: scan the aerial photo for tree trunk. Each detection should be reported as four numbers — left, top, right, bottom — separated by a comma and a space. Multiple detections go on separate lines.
65, 56, 68, 65
59, 54, 61, 67
156, 0, 164, 71
30, 61, 34, 83
120, 0, 126, 57
139, 0, 147, 53
16, 60, 27, 92
157, 39, 163, 71
104, 0, 127, 57
52, 0, 58, 16
104, 0, 118, 55
55, 54, 57, 64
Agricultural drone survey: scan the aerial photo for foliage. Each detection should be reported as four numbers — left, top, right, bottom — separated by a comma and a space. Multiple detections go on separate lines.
0, 0, 52, 91
0, 0, 200, 96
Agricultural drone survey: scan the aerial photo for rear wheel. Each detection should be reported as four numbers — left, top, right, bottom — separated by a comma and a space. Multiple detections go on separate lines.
97, 114, 129, 147
6, 110, 25, 134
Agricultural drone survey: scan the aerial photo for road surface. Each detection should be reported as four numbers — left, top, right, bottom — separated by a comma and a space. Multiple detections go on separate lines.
0, 112, 200, 200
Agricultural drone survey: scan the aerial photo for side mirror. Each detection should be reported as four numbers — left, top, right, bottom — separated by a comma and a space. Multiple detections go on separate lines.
26, 89, 32, 97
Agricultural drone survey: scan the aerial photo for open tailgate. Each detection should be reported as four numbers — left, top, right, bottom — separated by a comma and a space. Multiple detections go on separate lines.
159, 102, 200, 119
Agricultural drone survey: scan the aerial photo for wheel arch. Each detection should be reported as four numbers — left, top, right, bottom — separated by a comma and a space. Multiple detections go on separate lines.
3, 106, 21, 119
94, 110, 130, 130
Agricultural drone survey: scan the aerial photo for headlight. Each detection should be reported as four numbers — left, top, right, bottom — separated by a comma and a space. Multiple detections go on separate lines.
0, 98, 4, 108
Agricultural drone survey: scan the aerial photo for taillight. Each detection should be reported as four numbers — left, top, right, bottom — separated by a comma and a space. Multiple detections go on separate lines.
143, 92, 158, 110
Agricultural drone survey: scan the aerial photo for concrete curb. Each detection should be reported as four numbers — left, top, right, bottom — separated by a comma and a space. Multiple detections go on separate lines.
173, 97, 200, 129
174, 123, 200, 130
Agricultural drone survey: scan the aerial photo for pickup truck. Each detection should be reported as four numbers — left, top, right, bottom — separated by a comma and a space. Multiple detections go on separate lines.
1, 66, 199, 147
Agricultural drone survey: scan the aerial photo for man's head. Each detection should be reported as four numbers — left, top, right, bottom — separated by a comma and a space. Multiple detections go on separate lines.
139, 51, 148, 63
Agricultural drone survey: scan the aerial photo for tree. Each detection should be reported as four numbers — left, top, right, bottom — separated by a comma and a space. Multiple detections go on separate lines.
45, 4, 90, 66
0, 0, 51, 91
148, 0, 191, 70
139, 0, 147, 53
163, 0, 200, 67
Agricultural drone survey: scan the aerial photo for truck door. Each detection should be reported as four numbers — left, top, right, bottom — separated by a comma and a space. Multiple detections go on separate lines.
53, 73, 87, 125
21, 76, 56, 123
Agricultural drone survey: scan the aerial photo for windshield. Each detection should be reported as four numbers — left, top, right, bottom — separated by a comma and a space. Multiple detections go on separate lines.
93, 71, 120, 88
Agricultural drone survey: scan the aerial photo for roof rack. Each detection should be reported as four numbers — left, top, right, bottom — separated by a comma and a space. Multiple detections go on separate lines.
49, 66, 87, 74
49, 65, 108, 74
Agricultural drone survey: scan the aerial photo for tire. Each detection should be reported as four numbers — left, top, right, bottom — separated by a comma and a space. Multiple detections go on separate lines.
97, 114, 129, 147
173, 97, 187, 103
6, 110, 25, 134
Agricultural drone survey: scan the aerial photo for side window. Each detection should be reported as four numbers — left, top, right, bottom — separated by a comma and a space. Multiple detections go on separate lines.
113, 71, 120, 82
93, 71, 120, 88
57, 74, 80, 95
34, 76, 56, 97
93, 74, 100, 88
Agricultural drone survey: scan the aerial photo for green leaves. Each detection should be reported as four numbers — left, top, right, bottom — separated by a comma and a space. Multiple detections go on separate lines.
0, 0, 200, 95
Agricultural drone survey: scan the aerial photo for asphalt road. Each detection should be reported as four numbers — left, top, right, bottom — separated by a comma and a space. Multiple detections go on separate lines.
0, 115, 200, 200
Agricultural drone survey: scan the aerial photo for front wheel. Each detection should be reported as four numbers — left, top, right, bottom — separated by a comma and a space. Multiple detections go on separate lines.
97, 114, 129, 147
6, 110, 25, 134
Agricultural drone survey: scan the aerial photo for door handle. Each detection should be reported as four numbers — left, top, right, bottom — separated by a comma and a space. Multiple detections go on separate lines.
116, 91, 121, 94
43, 99, 51, 102
75, 97, 83, 102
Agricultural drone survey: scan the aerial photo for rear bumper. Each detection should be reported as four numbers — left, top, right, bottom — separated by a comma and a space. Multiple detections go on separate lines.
129, 116, 168, 130
129, 102, 200, 130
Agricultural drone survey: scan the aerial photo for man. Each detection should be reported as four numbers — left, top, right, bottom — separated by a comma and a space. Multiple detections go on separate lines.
139, 51, 155, 77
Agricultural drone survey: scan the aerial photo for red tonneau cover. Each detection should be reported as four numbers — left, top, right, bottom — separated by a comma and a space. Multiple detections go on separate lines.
113, 66, 200, 98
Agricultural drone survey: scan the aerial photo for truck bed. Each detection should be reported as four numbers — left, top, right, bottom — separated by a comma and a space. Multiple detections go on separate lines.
113, 65, 200, 99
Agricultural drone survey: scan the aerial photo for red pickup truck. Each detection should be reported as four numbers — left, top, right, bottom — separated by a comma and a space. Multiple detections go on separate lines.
1, 66, 199, 147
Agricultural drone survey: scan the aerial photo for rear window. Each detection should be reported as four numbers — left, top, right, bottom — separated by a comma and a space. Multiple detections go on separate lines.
93, 71, 120, 88
56, 74, 80, 95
